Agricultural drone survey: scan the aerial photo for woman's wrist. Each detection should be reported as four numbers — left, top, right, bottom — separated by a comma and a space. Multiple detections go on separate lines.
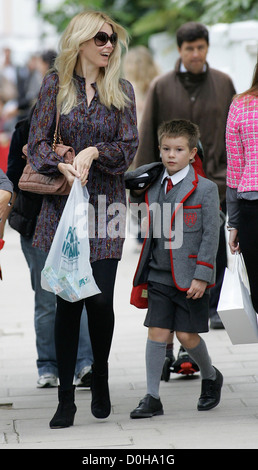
90, 146, 99, 160
58, 162, 66, 173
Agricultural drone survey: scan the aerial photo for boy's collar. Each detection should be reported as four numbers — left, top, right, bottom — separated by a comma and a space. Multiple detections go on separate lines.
161, 165, 190, 186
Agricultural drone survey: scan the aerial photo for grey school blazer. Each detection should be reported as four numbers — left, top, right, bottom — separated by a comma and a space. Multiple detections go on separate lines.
128, 163, 220, 292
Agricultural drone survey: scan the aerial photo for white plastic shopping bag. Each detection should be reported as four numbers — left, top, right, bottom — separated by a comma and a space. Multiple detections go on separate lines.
218, 253, 258, 344
41, 178, 101, 302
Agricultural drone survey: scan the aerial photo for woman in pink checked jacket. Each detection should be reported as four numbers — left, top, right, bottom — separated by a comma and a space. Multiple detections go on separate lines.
226, 61, 258, 312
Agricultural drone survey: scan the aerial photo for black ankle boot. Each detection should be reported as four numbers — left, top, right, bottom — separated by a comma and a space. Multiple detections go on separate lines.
91, 364, 111, 419
49, 386, 77, 428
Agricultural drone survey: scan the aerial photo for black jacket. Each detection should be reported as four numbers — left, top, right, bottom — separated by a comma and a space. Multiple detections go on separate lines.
7, 114, 42, 238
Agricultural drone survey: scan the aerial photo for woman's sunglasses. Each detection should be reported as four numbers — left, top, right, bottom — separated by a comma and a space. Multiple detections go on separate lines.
94, 31, 118, 47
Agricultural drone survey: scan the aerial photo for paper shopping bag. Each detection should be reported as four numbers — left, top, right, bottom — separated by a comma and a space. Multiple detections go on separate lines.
218, 253, 258, 344
41, 178, 100, 302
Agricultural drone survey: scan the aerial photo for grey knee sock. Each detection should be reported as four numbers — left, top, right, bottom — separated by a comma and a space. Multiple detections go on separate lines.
146, 338, 167, 399
184, 337, 216, 380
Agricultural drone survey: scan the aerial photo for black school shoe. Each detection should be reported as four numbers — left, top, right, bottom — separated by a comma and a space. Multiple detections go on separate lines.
130, 394, 164, 419
197, 367, 223, 411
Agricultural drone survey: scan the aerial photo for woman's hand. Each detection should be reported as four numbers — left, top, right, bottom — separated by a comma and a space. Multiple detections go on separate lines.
73, 146, 99, 186
131, 184, 151, 197
57, 163, 80, 187
228, 228, 240, 254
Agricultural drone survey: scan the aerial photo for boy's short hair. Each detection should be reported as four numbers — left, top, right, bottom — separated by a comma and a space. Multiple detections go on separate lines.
158, 119, 200, 150
176, 22, 209, 48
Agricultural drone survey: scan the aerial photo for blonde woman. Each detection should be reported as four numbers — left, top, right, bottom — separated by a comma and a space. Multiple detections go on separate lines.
27, 10, 138, 428
123, 46, 159, 125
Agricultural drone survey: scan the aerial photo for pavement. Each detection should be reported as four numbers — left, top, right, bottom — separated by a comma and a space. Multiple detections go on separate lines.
1, 223, 258, 452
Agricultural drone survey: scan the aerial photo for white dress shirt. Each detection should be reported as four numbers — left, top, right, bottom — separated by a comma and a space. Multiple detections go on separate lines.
161, 165, 190, 193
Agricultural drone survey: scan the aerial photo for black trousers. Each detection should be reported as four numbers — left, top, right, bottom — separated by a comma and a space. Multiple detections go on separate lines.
55, 259, 118, 390
238, 199, 258, 312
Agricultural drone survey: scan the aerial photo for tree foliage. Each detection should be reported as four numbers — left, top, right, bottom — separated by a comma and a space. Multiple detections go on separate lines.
38, 0, 258, 46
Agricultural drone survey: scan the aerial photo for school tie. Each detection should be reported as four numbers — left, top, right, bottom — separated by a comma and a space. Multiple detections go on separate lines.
166, 177, 173, 193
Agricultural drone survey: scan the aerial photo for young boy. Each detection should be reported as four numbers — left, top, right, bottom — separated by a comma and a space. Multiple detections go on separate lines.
128, 119, 222, 418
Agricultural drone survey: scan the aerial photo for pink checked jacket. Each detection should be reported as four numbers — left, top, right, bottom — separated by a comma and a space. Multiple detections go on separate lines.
226, 94, 258, 192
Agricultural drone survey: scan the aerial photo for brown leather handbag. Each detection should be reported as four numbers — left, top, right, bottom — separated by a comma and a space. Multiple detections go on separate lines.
18, 112, 75, 196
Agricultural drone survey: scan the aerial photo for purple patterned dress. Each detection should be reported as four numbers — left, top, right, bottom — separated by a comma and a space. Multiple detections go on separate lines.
27, 72, 138, 262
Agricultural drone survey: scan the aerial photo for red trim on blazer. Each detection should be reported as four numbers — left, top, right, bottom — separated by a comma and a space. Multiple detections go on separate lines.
197, 260, 214, 269
132, 191, 150, 284
130, 191, 151, 307
188, 256, 214, 269
184, 204, 202, 209
168, 169, 199, 291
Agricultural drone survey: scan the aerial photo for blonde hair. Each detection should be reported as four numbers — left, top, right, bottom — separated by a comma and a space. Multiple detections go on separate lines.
55, 10, 129, 114
123, 46, 159, 94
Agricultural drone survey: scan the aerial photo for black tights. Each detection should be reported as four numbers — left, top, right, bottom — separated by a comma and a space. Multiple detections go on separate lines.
238, 200, 258, 312
55, 259, 118, 390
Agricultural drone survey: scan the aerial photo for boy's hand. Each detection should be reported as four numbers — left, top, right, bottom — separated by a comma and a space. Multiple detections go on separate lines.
0, 190, 12, 219
186, 279, 208, 299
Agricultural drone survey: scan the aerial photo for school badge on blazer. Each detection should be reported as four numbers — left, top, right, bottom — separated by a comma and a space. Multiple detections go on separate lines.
184, 212, 197, 227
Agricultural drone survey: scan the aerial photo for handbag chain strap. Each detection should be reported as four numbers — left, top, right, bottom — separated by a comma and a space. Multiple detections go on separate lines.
52, 110, 63, 151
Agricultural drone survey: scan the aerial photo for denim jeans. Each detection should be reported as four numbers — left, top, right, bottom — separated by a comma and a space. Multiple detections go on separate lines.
20, 235, 93, 377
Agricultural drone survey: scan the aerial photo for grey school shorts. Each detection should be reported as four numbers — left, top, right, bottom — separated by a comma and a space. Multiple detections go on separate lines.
144, 281, 209, 333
